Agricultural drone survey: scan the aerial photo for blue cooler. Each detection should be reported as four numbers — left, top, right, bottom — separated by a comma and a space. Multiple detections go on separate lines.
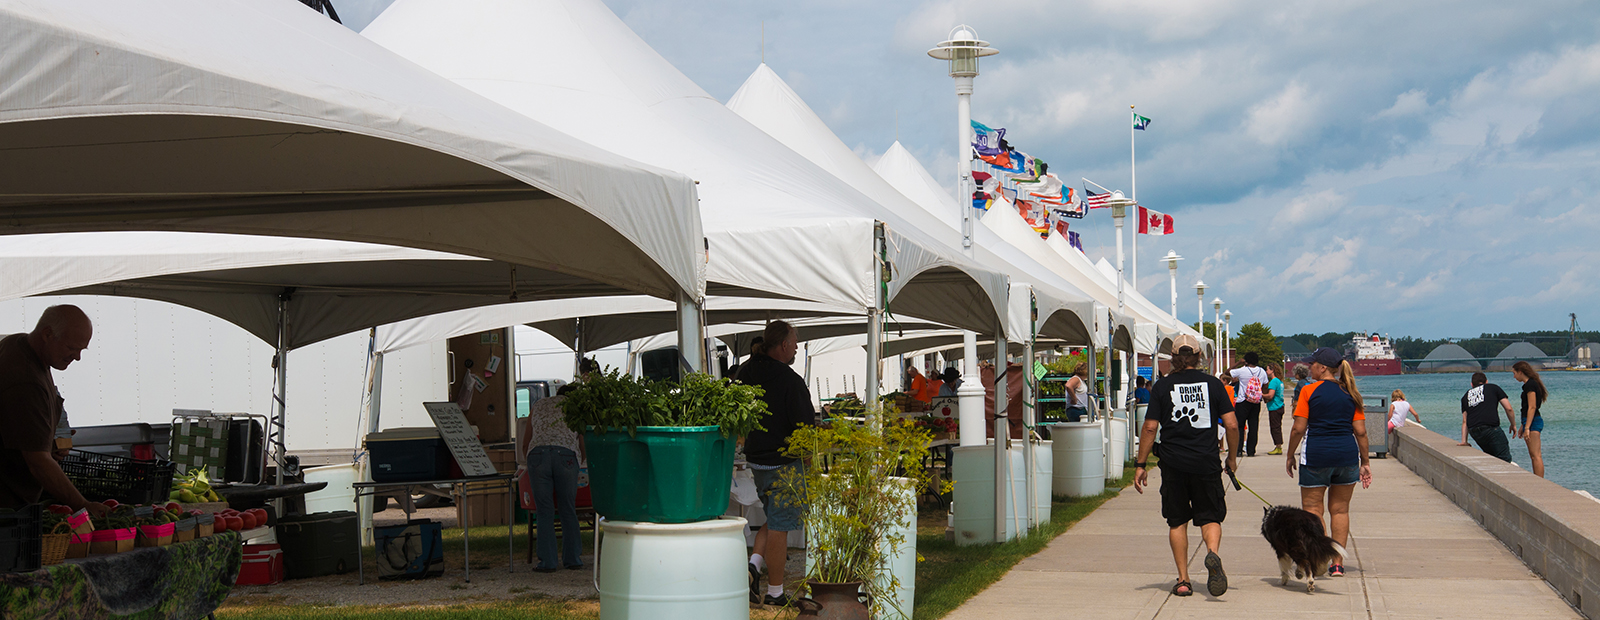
365, 428, 451, 483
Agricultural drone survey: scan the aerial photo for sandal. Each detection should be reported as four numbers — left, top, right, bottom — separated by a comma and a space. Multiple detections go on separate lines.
1171, 580, 1193, 597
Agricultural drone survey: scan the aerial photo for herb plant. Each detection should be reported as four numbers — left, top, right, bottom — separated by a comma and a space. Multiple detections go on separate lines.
560, 370, 768, 437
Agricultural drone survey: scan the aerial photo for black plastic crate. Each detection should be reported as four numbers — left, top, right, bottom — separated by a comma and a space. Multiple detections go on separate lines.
59, 449, 177, 506
0, 504, 41, 573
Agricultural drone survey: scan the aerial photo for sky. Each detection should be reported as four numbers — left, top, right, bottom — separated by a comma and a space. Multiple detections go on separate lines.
330, 0, 1600, 341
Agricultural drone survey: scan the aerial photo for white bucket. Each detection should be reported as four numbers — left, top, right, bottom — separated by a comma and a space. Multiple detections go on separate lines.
1051, 422, 1104, 497
1106, 417, 1128, 480
301, 463, 357, 514
598, 517, 749, 620
950, 443, 1026, 546
875, 479, 916, 620
1031, 441, 1052, 525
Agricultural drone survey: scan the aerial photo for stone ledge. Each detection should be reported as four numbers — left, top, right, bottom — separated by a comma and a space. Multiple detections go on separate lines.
1393, 425, 1599, 618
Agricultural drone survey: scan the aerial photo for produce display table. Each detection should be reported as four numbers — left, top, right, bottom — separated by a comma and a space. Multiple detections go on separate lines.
351, 474, 515, 584
0, 531, 241, 620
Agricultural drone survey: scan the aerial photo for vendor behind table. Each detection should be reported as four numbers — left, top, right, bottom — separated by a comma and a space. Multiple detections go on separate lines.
0, 305, 109, 517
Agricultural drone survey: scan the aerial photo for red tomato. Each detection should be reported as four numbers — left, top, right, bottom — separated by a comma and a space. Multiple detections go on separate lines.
165, 502, 182, 513
248, 508, 269, 524
239, 512, 258, 530
47, 505, 72, 515
102, 500, 119, 509
224, 515, 244, 531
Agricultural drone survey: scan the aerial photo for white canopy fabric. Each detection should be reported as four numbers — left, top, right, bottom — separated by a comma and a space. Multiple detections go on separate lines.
726, 65, 1094, 345
363, 0, 1010, 334
0, 0, 704, 301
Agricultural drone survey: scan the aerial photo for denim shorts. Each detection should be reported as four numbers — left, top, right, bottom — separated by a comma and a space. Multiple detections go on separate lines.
1523, 415, 1545, 433
751, 461, 805, 532
1299, 465, 1359, 488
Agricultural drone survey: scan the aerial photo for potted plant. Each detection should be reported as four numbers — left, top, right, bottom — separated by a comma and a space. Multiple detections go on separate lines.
561, 370, 767, 523
779, 406, 946, 619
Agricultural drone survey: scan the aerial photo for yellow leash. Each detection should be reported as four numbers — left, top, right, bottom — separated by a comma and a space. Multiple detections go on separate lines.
1226, 469, 1274, 507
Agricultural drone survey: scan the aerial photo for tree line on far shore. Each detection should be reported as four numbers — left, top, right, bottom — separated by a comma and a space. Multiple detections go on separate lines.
1282, 330, 1600, 360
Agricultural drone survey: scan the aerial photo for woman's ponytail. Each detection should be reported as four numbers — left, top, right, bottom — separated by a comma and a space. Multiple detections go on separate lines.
1336, 360, 1364, 413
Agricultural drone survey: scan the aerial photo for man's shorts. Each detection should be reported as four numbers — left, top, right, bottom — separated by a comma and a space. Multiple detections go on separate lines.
751, 461, 805, 532
1299, 465, 1359, 488
1522, 415, 1545, 433
1159, 466, 1227, 528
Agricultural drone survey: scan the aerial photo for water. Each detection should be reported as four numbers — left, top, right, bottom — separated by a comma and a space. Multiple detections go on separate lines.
1351, 371, 1600, 495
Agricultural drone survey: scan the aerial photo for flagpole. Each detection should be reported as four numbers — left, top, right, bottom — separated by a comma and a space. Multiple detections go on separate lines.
1130, 104, 1138, 292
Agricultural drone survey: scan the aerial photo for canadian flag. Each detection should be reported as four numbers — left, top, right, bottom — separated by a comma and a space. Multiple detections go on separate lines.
1138, 205, 1174, 235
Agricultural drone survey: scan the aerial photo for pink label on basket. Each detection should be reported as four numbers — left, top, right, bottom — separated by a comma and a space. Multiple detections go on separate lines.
67, 510, 90, 529
70, 533, 93, 544
91, 527, 137, 542
140, 523, 176, 537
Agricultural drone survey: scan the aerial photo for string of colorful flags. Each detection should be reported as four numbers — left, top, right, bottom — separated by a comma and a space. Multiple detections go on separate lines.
970, 116, 1174, 252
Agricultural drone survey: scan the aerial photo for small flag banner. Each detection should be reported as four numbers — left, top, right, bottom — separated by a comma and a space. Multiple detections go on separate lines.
1138, 205, 1174, 235
1085, 186, 1112, 209
972, 120, 1006, 156
1017, 199, 1051, 237
1134, 114, 1151, 130
1068, 230, 1084, 252
1054, 219, 1070, 238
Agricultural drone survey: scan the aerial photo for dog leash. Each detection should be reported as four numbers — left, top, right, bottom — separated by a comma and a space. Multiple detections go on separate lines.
1226, 468, 1273, 507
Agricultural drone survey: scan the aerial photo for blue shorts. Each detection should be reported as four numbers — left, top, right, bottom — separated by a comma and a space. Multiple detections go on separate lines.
1522, 415, 1544, 433
751, 461, 806, 532
1299, 465, 1359, 488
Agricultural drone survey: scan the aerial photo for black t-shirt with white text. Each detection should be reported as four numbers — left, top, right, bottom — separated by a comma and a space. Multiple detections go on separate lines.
1461, 383, 1508, 429
1146, 369, 1235, 474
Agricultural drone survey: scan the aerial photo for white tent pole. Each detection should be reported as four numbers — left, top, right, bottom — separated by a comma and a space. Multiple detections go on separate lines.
677, 292, 705, 373
1023, 292, 1036, 531
993, 326, 1008, 543
865, 223, 885, 408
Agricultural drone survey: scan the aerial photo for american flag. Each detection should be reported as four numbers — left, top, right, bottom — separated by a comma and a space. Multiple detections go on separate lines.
1085, 187, 1111, 209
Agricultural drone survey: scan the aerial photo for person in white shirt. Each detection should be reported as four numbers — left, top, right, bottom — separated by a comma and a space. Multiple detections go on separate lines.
1228, 352, 1271, 457
1386, 390, 1420, 434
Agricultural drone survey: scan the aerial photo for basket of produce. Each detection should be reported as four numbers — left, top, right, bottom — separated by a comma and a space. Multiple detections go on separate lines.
135, 503, 184, 547
63, 508, 92, 559
88, 504, 138, 555
61, 450, 177, 506
195, 513, 215, 538
39, 507, 81, 566
0, 504, 42, 573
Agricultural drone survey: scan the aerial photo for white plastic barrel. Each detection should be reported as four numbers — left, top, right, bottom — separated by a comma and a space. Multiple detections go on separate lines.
951, 443, 1027, 546
598, 517, 748, 620
301, 463, 357, 514
1051, 422, 1104, 497
875, 479, 916, 620
1031, 441, 1052, 525
1106, 416, 1128, 480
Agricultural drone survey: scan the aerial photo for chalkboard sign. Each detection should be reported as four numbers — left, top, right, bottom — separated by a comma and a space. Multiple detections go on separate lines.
423, 401, 498, 478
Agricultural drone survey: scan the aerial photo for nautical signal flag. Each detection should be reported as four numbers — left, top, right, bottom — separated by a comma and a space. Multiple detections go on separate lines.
1138, 205, 1174, 235
971, 120, 1005, 156
1068, 230, 1084, 252
1085, 187, 1112, 209
1055, 219, 1070, 238
1134, 114, 1151, 130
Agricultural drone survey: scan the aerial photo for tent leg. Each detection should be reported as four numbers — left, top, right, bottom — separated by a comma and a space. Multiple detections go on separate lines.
1023, 337, 1035, 531
865, 223, 885, 407
993, 330, 1008, 544
270, 291, 291, 515
677, 292, 704, 374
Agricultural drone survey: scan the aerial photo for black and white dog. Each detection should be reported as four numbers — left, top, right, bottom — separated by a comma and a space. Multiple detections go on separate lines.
1260, 505, 1347, 592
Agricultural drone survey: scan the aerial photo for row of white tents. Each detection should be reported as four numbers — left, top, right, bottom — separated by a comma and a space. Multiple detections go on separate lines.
0, 0, 1202, 512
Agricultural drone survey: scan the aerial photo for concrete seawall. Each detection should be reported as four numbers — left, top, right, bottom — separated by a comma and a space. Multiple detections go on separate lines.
1393, 424, 1599, 618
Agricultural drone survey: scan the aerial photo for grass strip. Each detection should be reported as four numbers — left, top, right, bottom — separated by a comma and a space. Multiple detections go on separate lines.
912, 464, 1138, 620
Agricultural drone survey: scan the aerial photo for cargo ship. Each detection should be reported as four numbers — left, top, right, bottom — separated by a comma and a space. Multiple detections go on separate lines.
1347, 333, 1403, 376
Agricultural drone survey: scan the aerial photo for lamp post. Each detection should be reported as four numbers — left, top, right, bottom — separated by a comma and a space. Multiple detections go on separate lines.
1212, 298, 1223, 373
1223, 310, 1232, 368
1194, 280, 1207, 333
1107, 191, 1134, 314
1161, 251, 1183, 319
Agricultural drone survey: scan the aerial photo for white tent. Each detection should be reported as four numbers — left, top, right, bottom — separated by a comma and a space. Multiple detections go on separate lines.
362, 0, 1012, 349
0, 0, 705, 304
726, 64, 1097, 346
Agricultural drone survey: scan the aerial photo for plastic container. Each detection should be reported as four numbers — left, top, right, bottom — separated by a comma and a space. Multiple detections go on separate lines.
1051, 422, 1104, 498
59, 450, 176, 505
950, 442, 1026, 546
0, 504, 41, 573
277, 511, 359, 579
1105, 417, 1128, 480
598, 517, 747, 619
877, 479, 917, 620
584, 426, 733, 523
366, 428, 453, 483
1031, 440, 1053, 526
239, 543, 284, 585
301, 463, 357, 515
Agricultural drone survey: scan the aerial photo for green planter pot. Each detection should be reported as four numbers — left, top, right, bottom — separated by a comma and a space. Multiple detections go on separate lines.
584, 426, 734, 524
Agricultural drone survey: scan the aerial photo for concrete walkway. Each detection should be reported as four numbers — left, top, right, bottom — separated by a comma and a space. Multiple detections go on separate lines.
946, 450, 1582, 619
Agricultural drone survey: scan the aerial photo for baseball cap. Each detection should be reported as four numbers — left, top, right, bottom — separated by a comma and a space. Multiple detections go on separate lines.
1171, 334, 1203, 353
1301, 347, 1342, 368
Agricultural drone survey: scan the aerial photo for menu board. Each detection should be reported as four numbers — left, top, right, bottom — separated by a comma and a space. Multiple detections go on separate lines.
422, 401, 498, 478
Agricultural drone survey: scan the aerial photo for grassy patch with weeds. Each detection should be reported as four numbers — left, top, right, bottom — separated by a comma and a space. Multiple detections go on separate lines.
912, 464, 1138, 619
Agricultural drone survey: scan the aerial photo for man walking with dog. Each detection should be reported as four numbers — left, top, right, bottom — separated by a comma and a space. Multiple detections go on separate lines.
1134, 334, 1240, 597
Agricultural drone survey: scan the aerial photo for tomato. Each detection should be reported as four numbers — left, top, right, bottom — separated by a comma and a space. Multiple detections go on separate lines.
224, 515, 244, 531
248, 508, 269, 525
102, 500, 119, 509
47, 505, 72, 515
165, 502, 182, 513
239, 512, 258, 530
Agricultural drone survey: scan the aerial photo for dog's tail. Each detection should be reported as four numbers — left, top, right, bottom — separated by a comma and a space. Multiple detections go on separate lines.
1331, 542, 1348, 561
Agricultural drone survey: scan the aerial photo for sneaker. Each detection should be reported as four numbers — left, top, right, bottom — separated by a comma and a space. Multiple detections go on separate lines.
763, 593, 797, 607
748, 565, 763, 603
1267, 447, 1283, 456
1204, 551, 1228, 596
1329, 563, 1345, 577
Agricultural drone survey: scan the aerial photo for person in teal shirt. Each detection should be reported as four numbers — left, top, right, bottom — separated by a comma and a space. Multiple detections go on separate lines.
1265, 365, 1287, 455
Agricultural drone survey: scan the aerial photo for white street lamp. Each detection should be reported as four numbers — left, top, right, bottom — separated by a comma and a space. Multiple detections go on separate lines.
1194, 280, 1207, 333
1212, 298, 1224, 373
1161, 251, 1183, 319
1106, 191, 1135, 314
1223, 310, 1232, 368
928, 25, 998, 256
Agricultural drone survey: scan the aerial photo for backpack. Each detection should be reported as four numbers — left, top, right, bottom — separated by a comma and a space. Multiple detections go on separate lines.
1243, 371, 1264, 404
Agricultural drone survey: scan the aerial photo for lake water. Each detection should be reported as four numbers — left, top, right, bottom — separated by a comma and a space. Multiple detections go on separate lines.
1347, 371, 1600, 495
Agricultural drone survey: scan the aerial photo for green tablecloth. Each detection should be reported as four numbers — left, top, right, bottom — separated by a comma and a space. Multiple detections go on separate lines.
0, 531, 241, 619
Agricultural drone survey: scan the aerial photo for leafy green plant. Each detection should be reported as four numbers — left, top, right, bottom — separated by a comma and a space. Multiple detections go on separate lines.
559, 370, 768, 437
779, 406, 946, 618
